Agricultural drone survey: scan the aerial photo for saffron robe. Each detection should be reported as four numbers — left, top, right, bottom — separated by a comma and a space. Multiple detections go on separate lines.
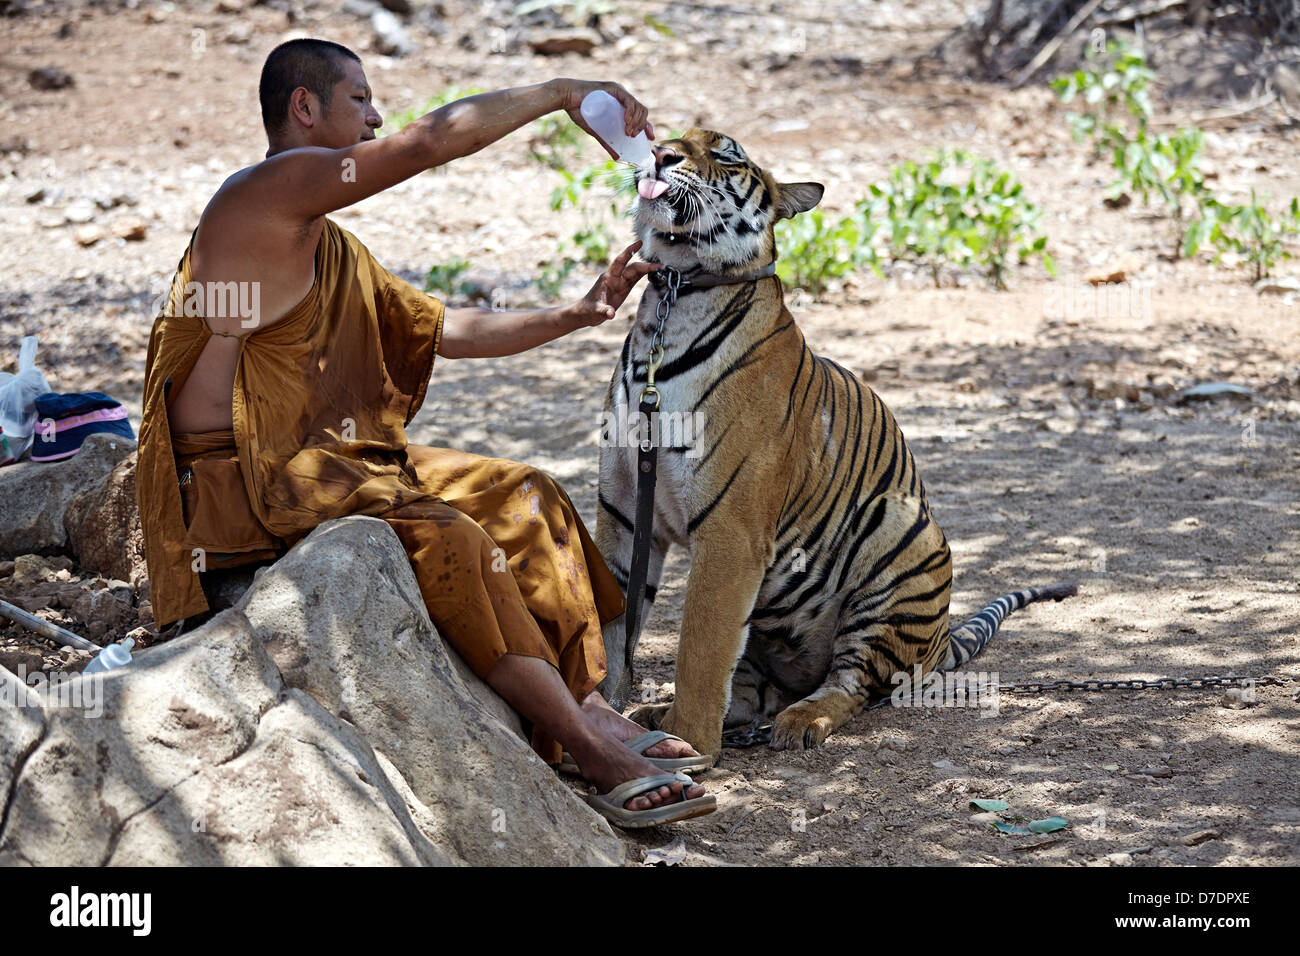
137, 218, 625, 763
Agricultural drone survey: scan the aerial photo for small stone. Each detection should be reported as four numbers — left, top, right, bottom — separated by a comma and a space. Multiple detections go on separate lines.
1133, 766, 1173, 778
1105, 852, 1134, 866
24, 186, 46, 204
878, 736, 907, 751
124, 626, 152, 645
528, 30, 600, 56
1255, 275, 1300, 295
75, 226, 106, 247
1220, 689, 1252, 709
1179, 827, 1221, 847
113, 218, 147, 241
371, 9, 413, 56
29, 67, 74, 91
0, 646, 47, 675
12, 555, 57, 587
1084, 253, 1144, 285
1178, 382, 1253, 403
63, 203, 96, 224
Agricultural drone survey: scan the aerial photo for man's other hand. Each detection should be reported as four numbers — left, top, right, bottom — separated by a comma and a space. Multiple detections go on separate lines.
557, 79, 654, 160
567, 240, 661, 328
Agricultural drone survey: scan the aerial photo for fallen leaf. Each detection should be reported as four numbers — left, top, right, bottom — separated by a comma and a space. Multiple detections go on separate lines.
970, 799, 1010, 812
1028, 816, 1069, 833
642, 835, 687, 866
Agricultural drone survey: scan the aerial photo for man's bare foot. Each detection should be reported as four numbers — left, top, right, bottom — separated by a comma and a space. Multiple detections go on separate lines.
568, 731, 707, 811
580, 691, 701, 760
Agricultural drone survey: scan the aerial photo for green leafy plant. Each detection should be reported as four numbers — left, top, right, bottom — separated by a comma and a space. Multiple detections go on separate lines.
537, 159, 634, 298
1052, 40, 1155, 154
1185, 193, 1300, 281
1109, 125, 1207, 251
774, 150, 1053, 294
775, 208, 880, 295
1054, 43, 1300, 278
526, 113, 588, 170
864, 149, 1054, 290
424, 258, 475, 298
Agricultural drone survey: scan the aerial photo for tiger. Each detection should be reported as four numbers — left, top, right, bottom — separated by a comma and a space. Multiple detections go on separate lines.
594, 128, 1076, 763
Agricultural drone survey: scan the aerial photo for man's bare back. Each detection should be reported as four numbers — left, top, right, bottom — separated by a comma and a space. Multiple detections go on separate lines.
167, 210, 323, 434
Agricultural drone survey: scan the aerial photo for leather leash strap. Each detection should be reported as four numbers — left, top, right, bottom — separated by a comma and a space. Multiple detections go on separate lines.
622, 260, 777, 683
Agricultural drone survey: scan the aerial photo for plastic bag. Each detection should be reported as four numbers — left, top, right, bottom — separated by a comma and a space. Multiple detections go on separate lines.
0, 336, 51, 466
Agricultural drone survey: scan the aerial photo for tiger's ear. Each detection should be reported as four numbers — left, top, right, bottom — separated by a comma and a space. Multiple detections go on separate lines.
774, 181, 824, 221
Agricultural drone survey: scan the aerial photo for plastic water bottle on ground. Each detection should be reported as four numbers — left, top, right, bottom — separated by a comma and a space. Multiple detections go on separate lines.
82, 638, 135, 676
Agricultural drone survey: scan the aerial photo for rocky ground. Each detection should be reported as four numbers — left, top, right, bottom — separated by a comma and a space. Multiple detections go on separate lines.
1, 0, 1297, 866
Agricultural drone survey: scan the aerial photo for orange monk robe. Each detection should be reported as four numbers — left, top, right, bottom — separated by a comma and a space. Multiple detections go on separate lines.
137, 219, 626, 763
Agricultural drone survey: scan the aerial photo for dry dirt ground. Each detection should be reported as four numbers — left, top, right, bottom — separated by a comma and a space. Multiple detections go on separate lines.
1, 0, 1297, 866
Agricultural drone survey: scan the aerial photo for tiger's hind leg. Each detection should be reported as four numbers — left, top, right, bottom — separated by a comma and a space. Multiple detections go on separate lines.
769, 492, 952, 750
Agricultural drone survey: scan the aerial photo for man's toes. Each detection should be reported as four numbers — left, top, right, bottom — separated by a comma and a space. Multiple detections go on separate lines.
646, 742, 697, 759
625, 786, 672, 811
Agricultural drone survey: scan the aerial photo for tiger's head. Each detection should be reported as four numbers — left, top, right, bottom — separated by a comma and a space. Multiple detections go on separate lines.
631, 128, 824, 275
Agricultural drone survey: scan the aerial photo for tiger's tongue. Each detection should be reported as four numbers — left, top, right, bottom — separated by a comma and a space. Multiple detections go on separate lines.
638, 178, 670, 200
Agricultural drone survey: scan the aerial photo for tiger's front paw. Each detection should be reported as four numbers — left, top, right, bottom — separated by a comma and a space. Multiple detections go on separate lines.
625, 702, 671, 729
769, 704, 835, 751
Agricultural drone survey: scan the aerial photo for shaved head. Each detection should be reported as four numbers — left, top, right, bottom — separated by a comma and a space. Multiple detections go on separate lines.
258, 38, 361, 139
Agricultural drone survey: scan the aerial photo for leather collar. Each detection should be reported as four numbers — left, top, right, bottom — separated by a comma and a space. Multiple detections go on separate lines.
646, 261, 778, 292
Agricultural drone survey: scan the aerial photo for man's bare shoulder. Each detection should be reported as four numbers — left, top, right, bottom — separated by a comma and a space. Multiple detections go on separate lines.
187, 156, 330, 334
198, 156, 324, 254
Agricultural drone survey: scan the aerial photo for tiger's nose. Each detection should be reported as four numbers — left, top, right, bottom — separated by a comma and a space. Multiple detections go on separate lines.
651, 144, 677, 169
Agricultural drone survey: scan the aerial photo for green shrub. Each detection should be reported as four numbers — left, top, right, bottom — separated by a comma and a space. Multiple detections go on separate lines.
424, 258, 475, 298
864, 149, 1054, 290
775, 209, 880, 295
1185, 193, 1300, 281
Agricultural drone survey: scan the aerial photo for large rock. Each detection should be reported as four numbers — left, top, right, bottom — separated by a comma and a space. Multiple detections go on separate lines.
235, 517, 618, 865
0, 610, 451, 866
0, 517, 624, 866
0, 433, 136, 556
63, 450, 147, 589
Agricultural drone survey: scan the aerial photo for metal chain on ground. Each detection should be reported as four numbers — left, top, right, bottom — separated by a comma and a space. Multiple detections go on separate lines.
997, 674, 1285, 694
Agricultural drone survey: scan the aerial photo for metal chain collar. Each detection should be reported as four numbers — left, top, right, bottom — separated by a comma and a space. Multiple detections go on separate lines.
638, 266, 682, 414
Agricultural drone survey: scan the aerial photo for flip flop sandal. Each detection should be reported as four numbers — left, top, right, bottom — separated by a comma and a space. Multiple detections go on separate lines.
584, 771, 717, 830
556, 730, 715, 776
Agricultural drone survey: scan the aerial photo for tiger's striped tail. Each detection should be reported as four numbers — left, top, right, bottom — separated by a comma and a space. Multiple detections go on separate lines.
942, 582, 1078, 669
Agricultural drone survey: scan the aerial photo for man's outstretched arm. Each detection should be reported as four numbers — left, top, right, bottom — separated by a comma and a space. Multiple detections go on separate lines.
244, 77, 650, 224
438, 241, 661, 359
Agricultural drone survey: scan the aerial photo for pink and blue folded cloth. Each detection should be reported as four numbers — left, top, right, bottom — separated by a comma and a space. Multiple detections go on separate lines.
31, 391, 134, 462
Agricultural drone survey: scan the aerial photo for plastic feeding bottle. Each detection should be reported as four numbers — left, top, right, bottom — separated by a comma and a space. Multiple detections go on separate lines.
82, 637, 135, 676
580, 90, 654, 168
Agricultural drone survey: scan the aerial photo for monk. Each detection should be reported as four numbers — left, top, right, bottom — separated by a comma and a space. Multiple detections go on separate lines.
136, 38, 713, 827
